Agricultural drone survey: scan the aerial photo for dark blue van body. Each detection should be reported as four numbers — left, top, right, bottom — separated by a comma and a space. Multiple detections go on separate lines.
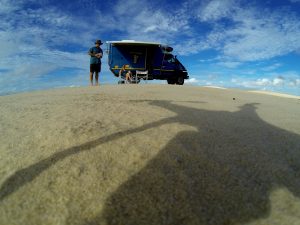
106, 40, 189, 85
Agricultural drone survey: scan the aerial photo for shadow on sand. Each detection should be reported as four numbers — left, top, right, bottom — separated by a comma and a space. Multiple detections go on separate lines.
1, 100, 300, 225
97, 100, 300, 225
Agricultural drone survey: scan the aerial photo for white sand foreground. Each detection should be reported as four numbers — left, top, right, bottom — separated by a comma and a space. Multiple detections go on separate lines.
0, 85, 300, 225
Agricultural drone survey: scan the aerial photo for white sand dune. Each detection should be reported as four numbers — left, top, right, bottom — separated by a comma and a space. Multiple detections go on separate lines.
202, 85, 228, 89
1, 85, 300, 225
249, 90, 300, 99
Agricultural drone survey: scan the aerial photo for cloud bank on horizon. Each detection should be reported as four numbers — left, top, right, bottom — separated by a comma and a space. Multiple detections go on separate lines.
0, 0, 299, 95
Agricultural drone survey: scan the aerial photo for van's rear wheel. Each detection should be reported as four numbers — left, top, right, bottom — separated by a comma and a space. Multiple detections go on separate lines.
176, 76, 184, 85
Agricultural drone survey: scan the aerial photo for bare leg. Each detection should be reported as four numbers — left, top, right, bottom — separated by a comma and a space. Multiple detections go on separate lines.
125, 73, 131, 84
90, 72, 94, 86
95, 72, 99, 86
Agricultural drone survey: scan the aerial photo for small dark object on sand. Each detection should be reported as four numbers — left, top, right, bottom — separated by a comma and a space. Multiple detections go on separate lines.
233, 98, 236, 100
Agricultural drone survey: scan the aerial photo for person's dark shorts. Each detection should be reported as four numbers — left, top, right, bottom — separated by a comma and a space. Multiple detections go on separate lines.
90, 63, 101, 73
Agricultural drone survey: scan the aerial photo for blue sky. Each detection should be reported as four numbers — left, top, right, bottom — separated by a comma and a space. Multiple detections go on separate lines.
0, 0, 300, 96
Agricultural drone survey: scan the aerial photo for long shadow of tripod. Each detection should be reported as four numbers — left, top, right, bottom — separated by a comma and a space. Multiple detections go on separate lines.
0, 113, 178, 201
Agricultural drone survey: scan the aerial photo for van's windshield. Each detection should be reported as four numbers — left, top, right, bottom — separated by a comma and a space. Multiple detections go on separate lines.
164, 54, 175, 63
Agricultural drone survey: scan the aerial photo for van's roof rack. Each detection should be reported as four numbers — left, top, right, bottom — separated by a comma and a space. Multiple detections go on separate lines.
106, 40, 161, 46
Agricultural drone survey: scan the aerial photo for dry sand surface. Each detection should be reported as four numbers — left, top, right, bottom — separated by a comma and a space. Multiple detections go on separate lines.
0, 85, 300, 225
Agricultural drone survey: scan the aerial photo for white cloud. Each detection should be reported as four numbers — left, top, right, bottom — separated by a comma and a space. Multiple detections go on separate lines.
0, 0, 19, 14
261, 63, 282, 71
296, 79, 300, 85
217, 61, 242, 68
221, 8, 300, 61
179, 1, 300, 62
2, 0, 300, 64
287, 77, 300, 87
0, 1, 97, 78
114, 0, 144, 16
96, 0, 187, 43
172, 39, 210, 55
272, 77, 285, 86
231, 74, 300, 89
0, 41, 89, 77
255, 78, 272, 86
197, 0, 236, 21
185, 77, 200, 84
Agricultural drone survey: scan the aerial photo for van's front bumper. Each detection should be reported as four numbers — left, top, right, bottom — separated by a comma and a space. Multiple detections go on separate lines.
182, 71, 189, 79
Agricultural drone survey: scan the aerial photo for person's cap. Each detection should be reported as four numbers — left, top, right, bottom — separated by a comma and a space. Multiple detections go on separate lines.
95, 40, 103, 45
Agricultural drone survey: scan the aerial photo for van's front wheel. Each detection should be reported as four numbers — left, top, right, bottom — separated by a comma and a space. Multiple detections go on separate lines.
176, 76, 184, 85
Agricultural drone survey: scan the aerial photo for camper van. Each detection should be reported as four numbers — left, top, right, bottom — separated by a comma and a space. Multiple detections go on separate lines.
106, 40, 189, 85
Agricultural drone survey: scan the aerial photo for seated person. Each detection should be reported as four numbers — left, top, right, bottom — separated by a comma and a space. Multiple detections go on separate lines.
119, 65, 132, 83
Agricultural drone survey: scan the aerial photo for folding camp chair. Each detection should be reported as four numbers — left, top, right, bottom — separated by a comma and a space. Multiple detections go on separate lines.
135, 70, 148, 83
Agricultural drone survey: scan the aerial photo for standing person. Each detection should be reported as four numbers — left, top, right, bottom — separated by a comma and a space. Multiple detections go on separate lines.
88, 40, 103, 86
